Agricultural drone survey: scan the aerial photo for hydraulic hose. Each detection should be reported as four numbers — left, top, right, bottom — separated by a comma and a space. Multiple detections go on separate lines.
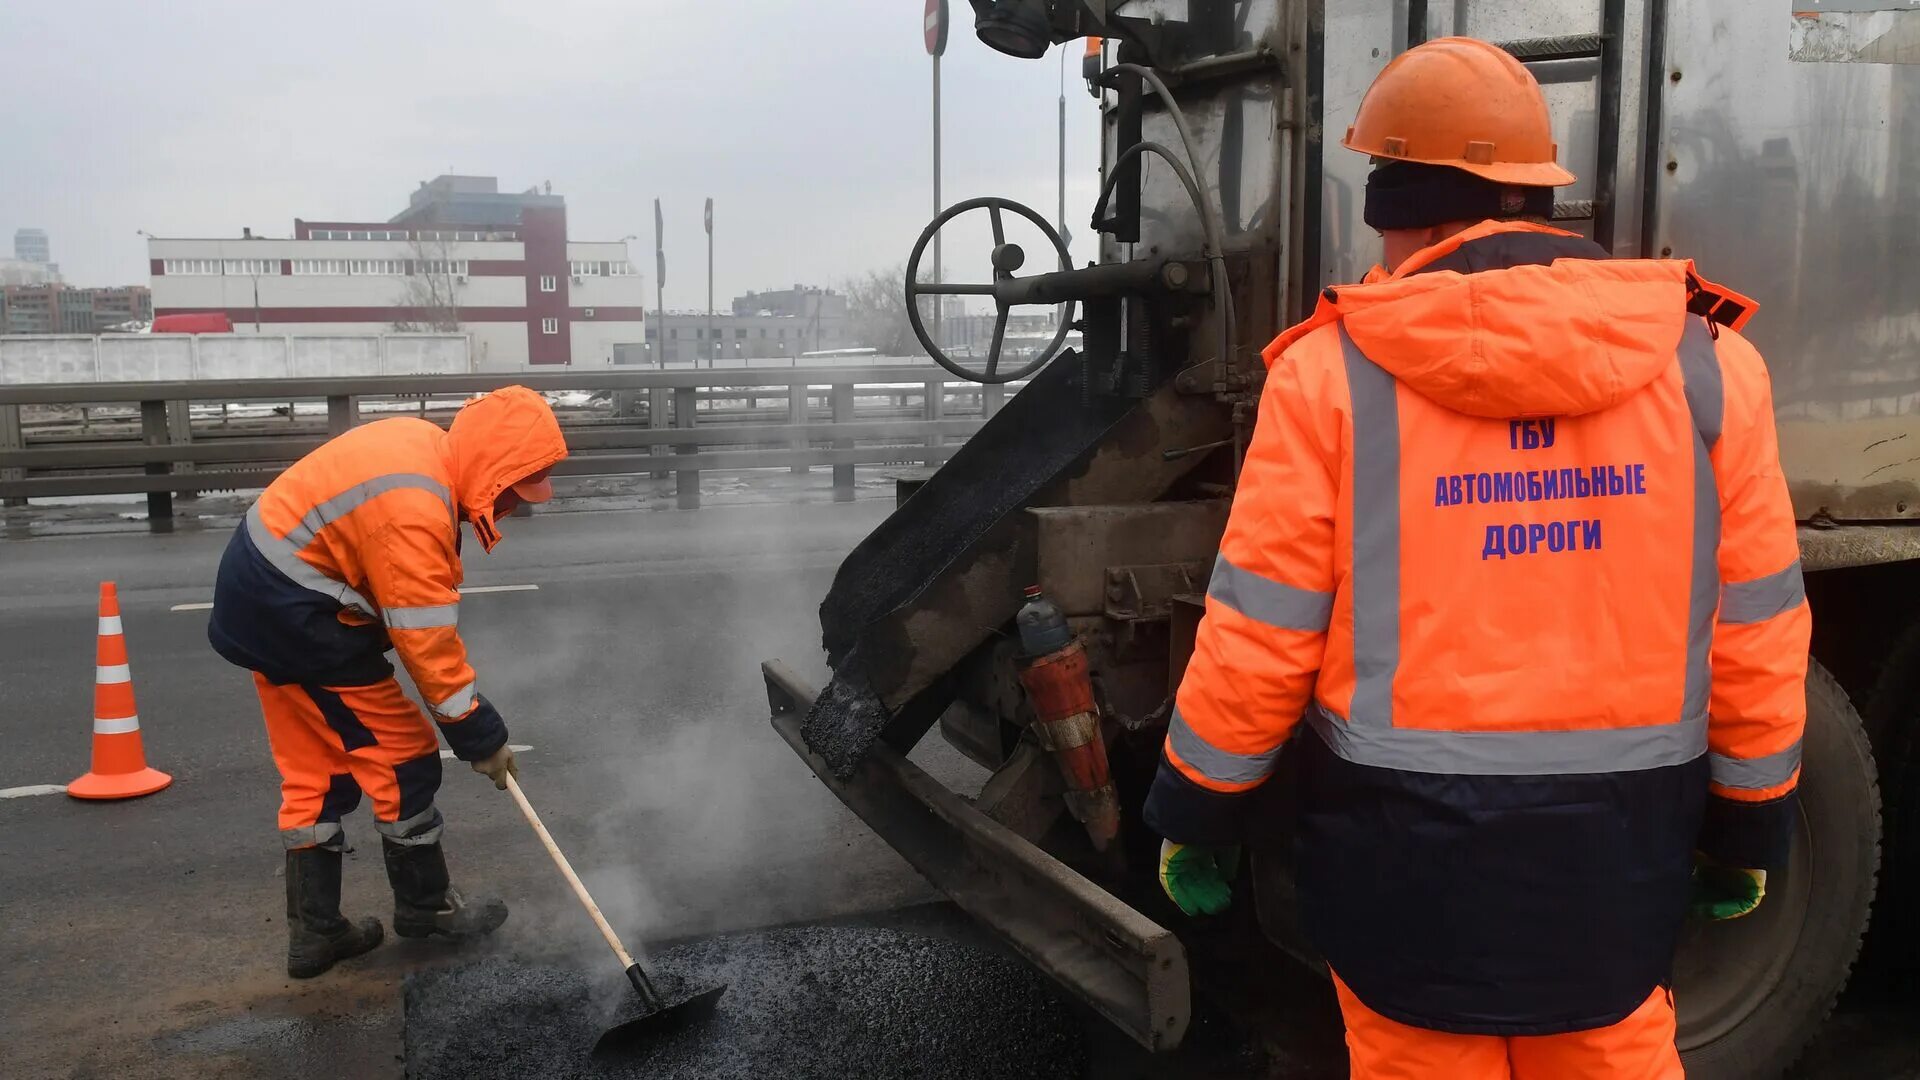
1102, 64, 1237, 380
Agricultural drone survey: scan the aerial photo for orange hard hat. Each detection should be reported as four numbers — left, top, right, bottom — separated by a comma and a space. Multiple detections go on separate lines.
1343, 37, 1575, 187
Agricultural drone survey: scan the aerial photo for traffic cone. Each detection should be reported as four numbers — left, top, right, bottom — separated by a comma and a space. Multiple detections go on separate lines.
67, 582, 171, 800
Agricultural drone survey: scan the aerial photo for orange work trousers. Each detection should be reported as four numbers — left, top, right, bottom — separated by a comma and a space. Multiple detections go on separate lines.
1334, 973, 1683, 1080
254, 673, 443, 851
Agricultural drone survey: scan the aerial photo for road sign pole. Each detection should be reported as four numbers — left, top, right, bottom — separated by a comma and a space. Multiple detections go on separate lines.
933, 51, 942, 350
926, 0, 947, 353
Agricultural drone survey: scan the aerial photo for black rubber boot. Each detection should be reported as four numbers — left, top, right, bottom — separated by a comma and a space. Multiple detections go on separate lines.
286, 848, 385, 979
383, 837, 509, 940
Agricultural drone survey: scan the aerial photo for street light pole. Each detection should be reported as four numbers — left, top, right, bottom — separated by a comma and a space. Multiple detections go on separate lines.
1058, 47, 1072, 253
653, 199, 667, 369
705, 197, 714, 369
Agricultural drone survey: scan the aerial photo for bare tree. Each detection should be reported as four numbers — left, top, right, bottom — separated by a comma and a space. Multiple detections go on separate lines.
842, 264, 930, 356
392, 233, 463, 332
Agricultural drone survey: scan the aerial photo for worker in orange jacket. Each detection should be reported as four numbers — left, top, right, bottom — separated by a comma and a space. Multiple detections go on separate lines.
209, 385, 568, 978
1143, 38, 1808, 1079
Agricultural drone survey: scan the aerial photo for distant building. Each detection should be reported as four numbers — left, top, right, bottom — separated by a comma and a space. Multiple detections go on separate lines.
633, 285, 851, 365
88, 286, 154, 330
0, 284, 152, 335
393, 174, 553, 229
147, 175, 646, 369
938, 308, 1070, 355
0, 258, 60, 287
731, 284, 850, 323
0, 285, 61, 334
14, 228, 50, 265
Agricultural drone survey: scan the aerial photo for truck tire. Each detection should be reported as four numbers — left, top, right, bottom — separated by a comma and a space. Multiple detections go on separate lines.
1673, 661, 1880, 1079
1859, 621, 1920, 971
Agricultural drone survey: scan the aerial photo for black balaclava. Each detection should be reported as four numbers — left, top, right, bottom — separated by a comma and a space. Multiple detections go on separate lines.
1364, 160, 1555, 231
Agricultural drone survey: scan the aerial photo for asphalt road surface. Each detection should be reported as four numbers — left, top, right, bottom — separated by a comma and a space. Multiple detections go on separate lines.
0, 498, 961, 1078
2, 494, 1916, 1078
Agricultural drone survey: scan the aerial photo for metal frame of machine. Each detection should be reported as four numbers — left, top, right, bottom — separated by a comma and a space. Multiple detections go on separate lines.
769, 2, 1920, 1073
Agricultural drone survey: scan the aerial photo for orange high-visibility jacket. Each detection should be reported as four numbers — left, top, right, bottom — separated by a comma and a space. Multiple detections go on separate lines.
1143, 221, 1809, 1035
209, 386, 567, 760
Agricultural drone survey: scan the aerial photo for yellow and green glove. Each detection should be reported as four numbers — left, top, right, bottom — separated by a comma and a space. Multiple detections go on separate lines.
1158, 840, 1240, 916
1690, 853, 1766, 921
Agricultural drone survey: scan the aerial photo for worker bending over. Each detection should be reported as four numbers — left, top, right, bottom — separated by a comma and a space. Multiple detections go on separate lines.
209, 385, 568, 978
1145, 38, 1807, 1079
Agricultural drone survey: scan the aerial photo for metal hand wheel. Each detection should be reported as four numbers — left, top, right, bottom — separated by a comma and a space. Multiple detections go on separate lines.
905, 197, 1075, 384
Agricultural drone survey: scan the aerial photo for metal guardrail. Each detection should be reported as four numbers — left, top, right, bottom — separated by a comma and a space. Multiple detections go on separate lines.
0, 366, 1013, 516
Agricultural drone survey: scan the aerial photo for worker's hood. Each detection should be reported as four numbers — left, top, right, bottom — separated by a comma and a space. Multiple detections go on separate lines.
1267, 221, 1696, 419
445, 385, 569, 552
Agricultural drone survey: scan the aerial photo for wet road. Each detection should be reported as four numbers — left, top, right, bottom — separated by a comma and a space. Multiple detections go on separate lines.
2, 492, 1917, 1078
0, 497, 957, 1078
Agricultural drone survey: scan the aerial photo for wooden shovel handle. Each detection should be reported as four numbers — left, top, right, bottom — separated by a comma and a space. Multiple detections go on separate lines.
503, 773, 638, 972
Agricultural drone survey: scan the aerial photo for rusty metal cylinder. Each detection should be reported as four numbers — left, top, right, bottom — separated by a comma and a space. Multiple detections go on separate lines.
1018, 638, 1121, 852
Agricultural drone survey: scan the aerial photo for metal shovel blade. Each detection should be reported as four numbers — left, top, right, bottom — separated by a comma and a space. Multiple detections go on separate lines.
591, 982, 728, 1057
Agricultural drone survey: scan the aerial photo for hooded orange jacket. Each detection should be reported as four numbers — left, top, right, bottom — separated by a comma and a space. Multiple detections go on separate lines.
1143, 221, 1808, 1035
209, 385, 568, 760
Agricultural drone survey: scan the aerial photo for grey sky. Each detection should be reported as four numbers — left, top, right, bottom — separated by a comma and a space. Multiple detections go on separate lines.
0, 1, 1105, 309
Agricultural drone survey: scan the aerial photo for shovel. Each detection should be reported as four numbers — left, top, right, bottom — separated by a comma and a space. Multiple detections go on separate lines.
503, 773, 727, 1054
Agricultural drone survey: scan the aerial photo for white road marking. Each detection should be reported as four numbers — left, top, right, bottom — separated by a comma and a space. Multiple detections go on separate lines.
439, 743, 534, 761
0, 784, 69, 799
2, 746, 537, 798
170, 584, 537, 612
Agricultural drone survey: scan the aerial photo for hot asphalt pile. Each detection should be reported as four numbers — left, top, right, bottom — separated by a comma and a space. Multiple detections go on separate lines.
403, 923, 1087, 1079
799, 672, 893, 780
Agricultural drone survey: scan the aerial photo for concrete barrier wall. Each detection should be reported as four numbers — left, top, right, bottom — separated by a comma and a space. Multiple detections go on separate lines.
288, 336, 382, 378
381, 336, 470, 375
96, 337, 195, 382
0, 334, 470, 384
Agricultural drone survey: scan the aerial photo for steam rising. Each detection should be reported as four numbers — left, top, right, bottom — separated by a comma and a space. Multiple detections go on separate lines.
449, 499, 936, 1007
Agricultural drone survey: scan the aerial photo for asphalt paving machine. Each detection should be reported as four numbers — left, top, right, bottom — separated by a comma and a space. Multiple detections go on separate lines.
766, 3, 1920, 1074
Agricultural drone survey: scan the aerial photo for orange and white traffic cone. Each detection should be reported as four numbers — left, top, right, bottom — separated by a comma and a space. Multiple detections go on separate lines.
67, 582, 172, 800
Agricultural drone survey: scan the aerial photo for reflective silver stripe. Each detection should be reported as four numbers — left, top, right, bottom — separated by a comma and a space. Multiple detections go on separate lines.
281, 822, 345, 850
1309, 702, 1708, 776
378, 824, 445, 846
1340, 329, 1401, 731
1678, 317, 1723, 449
1166, 707, 1281, 785
386, 602, 460, 630
94, 715, 140, 735
98, 615, 123, 635
247, 474, 449, 621
1678, 320, 1724, 725
96, 663, 131, 684
1710, 740, 1803, 791
1317, 329, 1715, 773
1720, 561, 1806, 625
283, 473, 450, 548
375, 805, 445, 846
431, 680, 477, 720
246, 503, 377, 613
1207, 553, 1333, 633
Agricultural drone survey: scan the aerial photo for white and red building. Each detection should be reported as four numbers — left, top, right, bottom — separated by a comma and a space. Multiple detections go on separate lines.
146, 175, 645, 370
